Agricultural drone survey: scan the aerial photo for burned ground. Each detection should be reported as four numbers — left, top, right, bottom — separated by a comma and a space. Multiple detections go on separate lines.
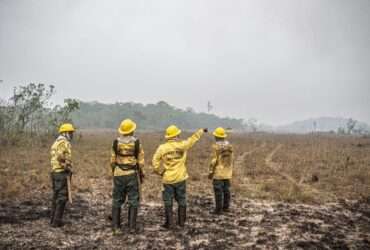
1, 132, 370, 249
1, 186, 369, 249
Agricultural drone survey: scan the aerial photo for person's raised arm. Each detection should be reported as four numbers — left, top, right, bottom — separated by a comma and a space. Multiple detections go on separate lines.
180, 128, 207, 150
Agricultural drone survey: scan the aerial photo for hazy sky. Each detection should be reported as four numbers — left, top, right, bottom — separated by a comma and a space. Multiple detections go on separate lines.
0, 0, 369, 125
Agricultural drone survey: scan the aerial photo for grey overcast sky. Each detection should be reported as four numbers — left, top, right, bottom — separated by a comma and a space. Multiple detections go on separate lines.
0, 0, 369, 125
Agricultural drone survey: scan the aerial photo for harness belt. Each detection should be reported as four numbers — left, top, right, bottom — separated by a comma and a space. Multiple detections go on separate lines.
116, 164, 137, 171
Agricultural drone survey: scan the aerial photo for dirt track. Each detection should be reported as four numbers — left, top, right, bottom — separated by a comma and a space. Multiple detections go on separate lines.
1, 177, 370, 250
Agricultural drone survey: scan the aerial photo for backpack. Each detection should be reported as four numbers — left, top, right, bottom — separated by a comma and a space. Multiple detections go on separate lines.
113, 137, 140, 160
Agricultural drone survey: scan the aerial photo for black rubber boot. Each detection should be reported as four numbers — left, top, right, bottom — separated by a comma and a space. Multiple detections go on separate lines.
162, 206, 173, 230
50, 201, 56, 225
223, 191, 231, 212
112, 207, 122, 235
128, 207, 138, 234
51, 201, 66, 228
128, 207, 131, 226
178, 206, 186, 228
212, 194, 223, 215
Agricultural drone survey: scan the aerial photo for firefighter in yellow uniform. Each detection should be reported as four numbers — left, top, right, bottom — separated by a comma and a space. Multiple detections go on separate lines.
110, 119, 145, 234
152, 125, 206, 229
209, 127, 234, 215
50, 123, 75, 227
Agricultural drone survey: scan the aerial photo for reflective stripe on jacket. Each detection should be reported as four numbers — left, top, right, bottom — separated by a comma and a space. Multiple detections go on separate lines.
50, 135, 72, 172
110, 136, 145, 176
209, 140, 234, 180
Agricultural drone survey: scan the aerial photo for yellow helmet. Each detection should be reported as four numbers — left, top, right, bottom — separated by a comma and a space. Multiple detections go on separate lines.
165, 125, 181, 139
213, 127, 227, 138
118, 119, 137, 135
59, 123, 75, 133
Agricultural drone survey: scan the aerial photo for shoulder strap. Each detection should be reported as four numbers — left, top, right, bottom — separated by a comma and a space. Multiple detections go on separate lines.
54, 137, 67, 148
113, 139, 119, 155
113, 138, 139, 159
134, 139, 140, 160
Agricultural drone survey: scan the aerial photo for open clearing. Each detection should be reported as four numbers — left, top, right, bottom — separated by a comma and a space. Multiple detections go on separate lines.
1, 132, 370, 249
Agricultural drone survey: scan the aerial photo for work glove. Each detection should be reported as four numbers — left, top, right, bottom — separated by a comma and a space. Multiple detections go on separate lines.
203, 128, 208, 133
63, 169, 72, 177
110, 163, 116, 173
65, 164, 73, 175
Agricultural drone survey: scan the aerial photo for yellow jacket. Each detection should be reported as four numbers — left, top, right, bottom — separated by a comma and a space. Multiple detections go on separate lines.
50, 135, 72, 172
110, 136, 145, 176
152, 129, 204, 184
209, 140, 234, 180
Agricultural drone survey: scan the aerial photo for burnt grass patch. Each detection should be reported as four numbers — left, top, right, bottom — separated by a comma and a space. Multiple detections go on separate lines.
1, 133, 370, 249
0, 190, 370, 249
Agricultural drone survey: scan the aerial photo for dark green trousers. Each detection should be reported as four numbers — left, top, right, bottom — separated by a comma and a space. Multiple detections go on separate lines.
112, 174, 139, 208
163, 181, 186, 207
51, 172, 69, 205
213, 179, 231, 208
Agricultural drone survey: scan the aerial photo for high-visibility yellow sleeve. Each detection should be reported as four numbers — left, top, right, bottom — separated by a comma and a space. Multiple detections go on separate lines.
56, 141, 72, 164
152, 146, 163, 175
180, 129, 204, 150
209, 145, 218, 174
110, 142, 117, 165
138, 142, 145, 174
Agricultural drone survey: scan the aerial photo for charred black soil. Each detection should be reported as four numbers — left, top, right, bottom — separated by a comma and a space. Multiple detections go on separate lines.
1, 179, 370, 250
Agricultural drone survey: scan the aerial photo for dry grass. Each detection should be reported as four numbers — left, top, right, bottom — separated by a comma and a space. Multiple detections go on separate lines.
1, 132, 370, 204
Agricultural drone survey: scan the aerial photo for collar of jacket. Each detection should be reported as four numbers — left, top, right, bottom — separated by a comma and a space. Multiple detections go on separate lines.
216, 140, 229, 146
166, 138, 179, 142
57, 134, 70, 142
118, 135, 137, 143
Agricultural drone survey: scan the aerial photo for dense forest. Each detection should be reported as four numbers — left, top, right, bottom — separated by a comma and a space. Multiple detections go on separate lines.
71, 101, 245, 131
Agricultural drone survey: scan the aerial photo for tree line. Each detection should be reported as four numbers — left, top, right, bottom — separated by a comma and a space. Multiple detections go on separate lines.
0, 83, 245, 145
70, 100, 245, 131
0, 83, 79, 144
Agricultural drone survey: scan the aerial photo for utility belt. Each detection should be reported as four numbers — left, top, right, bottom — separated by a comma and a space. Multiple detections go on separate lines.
50, 169, 72, 181
115, 163, 138, 171
52, 167, 68, 173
